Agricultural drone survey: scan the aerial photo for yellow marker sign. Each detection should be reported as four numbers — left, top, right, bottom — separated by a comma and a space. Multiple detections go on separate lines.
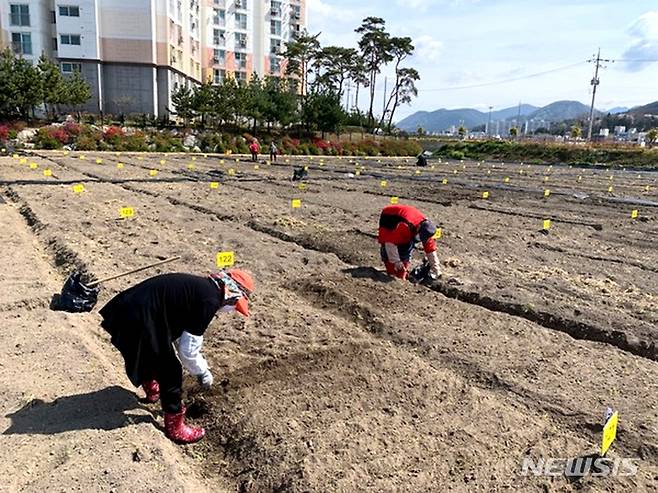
355, 170, 361, 176
504, 177, 510, 183
631, 209, 638, 219
544, 189, 551, 198
79, 155, 85, 160
482, 191, 489, 199
291, 198, 302, 208
415, 170, 421, 175
160, 159, 166, 165
254, 164, 260, 170
544, 176, 549, 182
304, 166, 309, 171
433, 228, 443, 240
453, 169, 458, 175
228, 168, 236, 175
188, 163, 195, 170
390, 196, 399, 204
487, 170, 491, 175
117, 163, 124, 169
43, 169, 52, 177
138, 156, 144, 160
380, 180, 388, 188
192, 156, 197, 161
298, 183, 306, 191
442, 178, 448, 185
72, 184, 85, 193
578, 175, 582, 182
13, 154, 19, 159
219, 159, 225, 165
608, 186, 614, 193
96, 158, 102, 164
119, 207, 135, 218
216, 251, 235, 268
601, 411, 619, 456
29, 163, 37, 169
543, 219, 551, 230
19, 157, 27, 164
210, 181, 219, 189
149, 169, 158, 177
235, 158, 240, 163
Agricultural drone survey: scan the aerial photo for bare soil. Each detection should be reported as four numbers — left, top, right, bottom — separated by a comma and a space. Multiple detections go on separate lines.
1, 151, 657, 492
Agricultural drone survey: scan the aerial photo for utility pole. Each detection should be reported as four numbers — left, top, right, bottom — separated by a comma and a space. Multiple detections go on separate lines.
487, 106, 493, 137
587, 49, 611, 141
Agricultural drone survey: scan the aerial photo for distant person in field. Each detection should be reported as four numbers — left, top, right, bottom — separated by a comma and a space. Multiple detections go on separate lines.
249, 139, 260, 162
416, 153, 428, 167
378, 204, 441, 280
99, 269, 254, 444
269, 141, 278, 162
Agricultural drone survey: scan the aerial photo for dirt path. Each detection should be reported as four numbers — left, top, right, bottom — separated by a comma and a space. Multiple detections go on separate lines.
0, 199, 233, 492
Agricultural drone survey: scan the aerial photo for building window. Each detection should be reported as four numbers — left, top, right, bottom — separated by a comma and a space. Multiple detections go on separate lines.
60, 34, 81, 45
235, 52, 246, 69
270, 20, 281, 36
235, 33, 247, 50
270, 38, 281, 54
235, 13, 247, 30
213, 28, 225, 46
52, 37, 58, 50
58, 5, 80, 16
213, 8, 225, 25
10, 4, 30, 26
270, 56, 280, 73
270, 1, 280, 17
61, 62, 82, 73
213, 68, 225, 84
50, 10, 56, 23
213, 49, 225, 64
235, 71, 247, 82
235, 0, 246, 9
11, 32, 32, 55
291, 4, 301, 20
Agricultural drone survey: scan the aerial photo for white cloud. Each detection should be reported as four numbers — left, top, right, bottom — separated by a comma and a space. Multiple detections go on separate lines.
414, 35, 443, 62
622, 11, 658, 72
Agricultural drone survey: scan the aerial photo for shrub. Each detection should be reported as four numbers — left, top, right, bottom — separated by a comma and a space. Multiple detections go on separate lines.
0, 125, 9, 142
35, 127, 64, 149
103, 126, 125, 146
447, 150, 465, 160
63, 121, 82, 137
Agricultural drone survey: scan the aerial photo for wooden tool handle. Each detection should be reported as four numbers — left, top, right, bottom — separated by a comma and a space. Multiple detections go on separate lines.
87, 256, 181, 287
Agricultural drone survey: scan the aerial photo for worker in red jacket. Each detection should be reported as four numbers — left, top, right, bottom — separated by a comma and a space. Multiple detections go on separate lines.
100, 269, 254, 444
378, 204, 442, 280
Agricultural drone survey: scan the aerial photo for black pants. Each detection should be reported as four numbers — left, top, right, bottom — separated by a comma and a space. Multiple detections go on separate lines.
154, 351, 183, 413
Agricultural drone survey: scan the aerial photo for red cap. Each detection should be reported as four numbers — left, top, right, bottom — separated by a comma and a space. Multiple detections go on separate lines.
227, 269, 254, 318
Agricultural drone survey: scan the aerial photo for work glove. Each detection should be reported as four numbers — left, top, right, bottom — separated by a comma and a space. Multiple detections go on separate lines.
427, 250, 442, 278
197, 369, 214, 389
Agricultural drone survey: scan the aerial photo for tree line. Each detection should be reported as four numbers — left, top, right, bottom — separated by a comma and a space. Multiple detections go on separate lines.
0, 49, 91, 121
171, 16, 420, 135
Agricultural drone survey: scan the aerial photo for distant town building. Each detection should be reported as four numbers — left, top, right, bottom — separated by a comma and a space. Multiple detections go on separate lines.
0, 0, 306, 115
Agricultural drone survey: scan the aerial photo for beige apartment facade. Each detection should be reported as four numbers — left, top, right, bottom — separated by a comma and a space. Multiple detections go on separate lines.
0, 0, 306, 116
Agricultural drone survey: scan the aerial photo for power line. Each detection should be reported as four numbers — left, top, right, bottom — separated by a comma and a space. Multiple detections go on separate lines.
415, 61, 588, 92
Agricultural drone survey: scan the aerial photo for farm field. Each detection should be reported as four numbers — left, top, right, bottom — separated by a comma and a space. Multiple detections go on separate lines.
1, 150, 657, 492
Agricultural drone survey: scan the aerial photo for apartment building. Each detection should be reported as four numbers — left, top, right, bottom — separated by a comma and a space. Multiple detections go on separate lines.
0, 0, 306, 116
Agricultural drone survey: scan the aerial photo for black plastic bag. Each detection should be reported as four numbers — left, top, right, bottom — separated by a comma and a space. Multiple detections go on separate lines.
51, 272, 99, 312
292, 167, 308, 181
408, 262, 434, 284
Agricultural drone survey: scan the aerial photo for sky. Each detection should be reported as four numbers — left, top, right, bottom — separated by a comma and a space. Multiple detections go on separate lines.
307, 0, 658, 119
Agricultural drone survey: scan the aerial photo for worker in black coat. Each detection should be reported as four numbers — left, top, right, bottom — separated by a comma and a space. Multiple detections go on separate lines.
100, 269, 254, 444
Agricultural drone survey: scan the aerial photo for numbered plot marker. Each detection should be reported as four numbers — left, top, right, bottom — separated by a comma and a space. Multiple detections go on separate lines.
608, 186, 614, 193
228, 168, 236, 176
160, 159, 166, 165
601, 411, 619, 456
355, 170, 361, 176
631, 209, 639, 219
291, 198, 302, 208
442, 178, 448, 185
415, 170, 421, 175
577, 175, 582, 182
19, 157, 27, 164
304, 166, 309, 171
79, 155, 86, 160
390, 196, 399, 204
544, 189, 551, 198
210, 182, 219, 189
119, 207, 135, 218
117, 163, 124, 169
543, 219, 551, 230
13, 153, 19, 159
43, 169, 52, 177
188, 163, 196, 170
453, 169, 458, 175
487, 170, 491, 175
96, 158, 102, 164
149, 169, 158, 176
298, 183, 307, 191
191, 156, 197, 161
216, 251, 235, 268
380, 180, 388, 188
482, 191, 489, 199
503, 177, 510, 183
29, 162, 37, 169
254, 164, 260, 170
72, 184, 85, 193
544, 176, 549, 182
433, 228, 443, 240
